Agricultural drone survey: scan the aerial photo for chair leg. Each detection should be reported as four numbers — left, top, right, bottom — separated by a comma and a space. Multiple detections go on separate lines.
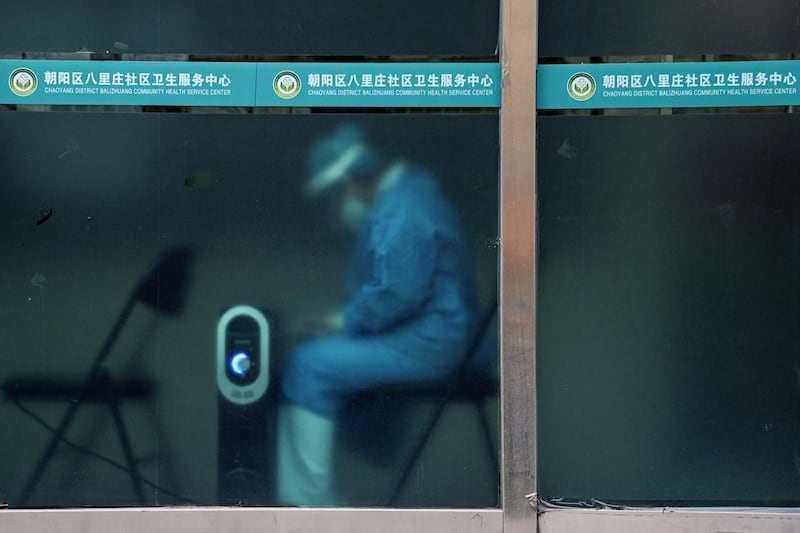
474, 399, 499, 476
108, 397, 146, 504
386, 397, 499, 506
385, 401, 449, 506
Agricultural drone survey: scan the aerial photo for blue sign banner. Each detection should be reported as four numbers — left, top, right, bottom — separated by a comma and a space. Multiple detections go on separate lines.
538, 60, 800, 109
3, 60, 258, 106
1, 59, 501, 107
256, 63, 501, 107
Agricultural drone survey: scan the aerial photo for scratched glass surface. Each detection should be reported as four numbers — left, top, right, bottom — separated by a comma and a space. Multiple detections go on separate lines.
0, 1, 498, 57
0, 112, 499, 508
537, 112, 800, 506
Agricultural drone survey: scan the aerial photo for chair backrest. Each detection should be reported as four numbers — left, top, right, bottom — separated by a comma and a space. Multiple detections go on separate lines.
134, 245, 196, 316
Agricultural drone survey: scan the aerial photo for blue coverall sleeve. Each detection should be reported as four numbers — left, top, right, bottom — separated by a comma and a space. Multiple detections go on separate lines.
344, 206, 436, 334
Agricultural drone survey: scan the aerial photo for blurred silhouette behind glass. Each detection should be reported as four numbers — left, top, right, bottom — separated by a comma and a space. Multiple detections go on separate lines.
275, 124, 485, 506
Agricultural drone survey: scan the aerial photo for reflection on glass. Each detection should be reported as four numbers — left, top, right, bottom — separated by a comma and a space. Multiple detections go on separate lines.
0, 112, 499, 508
537, 113, 800, 506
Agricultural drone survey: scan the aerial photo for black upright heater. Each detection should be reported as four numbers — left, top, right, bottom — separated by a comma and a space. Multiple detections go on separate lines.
216, 305, 271, 505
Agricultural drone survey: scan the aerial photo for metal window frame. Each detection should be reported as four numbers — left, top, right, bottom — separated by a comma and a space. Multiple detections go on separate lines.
540, 508, 800, 532
5, 0, 798, 531
528, 2, 800, 533
0, 1, 537, 531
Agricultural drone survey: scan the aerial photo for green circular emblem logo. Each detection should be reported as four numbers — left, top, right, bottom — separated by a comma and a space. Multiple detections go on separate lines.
567, 72, 596, 101
9, 68, 37, 97
273, 70, 301, 99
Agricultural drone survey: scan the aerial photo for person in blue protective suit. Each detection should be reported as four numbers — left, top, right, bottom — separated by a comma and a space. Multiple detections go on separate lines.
276, 124, 481, 506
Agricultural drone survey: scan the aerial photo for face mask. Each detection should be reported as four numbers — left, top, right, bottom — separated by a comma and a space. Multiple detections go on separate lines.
339, 195, 370, 232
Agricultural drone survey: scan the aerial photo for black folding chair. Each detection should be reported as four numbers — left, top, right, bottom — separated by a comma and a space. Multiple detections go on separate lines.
382, 300, 499, 506
4, 245, 194, 507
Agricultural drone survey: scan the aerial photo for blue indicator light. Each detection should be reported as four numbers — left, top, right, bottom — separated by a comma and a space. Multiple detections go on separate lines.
229, 352, 252, 376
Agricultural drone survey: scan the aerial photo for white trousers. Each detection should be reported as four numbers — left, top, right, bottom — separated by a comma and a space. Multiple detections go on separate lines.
275, 404, 337, 506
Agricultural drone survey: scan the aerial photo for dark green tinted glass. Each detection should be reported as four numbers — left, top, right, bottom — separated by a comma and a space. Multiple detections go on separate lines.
537, 113, 800, 506
1, 1, 498, 57
539, 0, 800, 57
0, 111, 499, 508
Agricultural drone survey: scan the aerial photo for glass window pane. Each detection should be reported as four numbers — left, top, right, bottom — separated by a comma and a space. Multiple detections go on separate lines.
0, 111, 499, 508
537, 112, 800, 506
1, 1, 499, 57
539, 0, 800, 57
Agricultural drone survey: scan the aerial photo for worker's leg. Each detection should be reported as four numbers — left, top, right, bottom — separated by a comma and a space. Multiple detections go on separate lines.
281, 334, 455, 417
276, 334, 448, 506
275, 403, 336, 506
